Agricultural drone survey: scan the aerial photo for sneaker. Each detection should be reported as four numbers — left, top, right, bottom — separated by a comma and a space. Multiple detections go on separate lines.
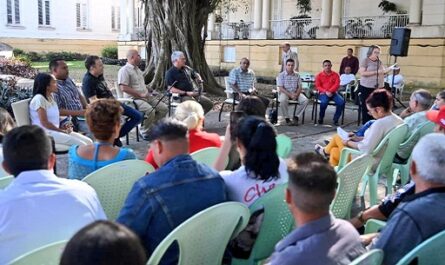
323, 139, 330, 145
113, 138, 123, 147
334, 121, 339, 126
292, 117, 299, 126
285, 118, 291, 124
139, 131, 150, 141
318, 119, 324, 125
315, 144, 328, 159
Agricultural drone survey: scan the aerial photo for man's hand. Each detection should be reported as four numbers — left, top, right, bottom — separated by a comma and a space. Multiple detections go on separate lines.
186, 91, 199, 97
290, 93, 298, 100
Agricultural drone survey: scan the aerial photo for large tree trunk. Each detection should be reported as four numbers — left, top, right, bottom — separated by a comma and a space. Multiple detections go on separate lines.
141, 0, 224, 95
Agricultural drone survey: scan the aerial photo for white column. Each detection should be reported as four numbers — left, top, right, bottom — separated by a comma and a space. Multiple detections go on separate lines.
208, 13, 215, 32
331, 0, 342, 27
261, 0, 271, 30
409, 0, 422, 25
119, 0, 127, 38
253, 0, 262, 30
320, 0, 332, 27
128, 0, 135, 35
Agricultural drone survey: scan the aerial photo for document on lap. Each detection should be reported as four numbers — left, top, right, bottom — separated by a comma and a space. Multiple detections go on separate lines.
337, 127, 350, 141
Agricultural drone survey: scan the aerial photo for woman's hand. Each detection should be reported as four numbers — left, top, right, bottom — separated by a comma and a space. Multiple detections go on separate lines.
62, 122, 73, 134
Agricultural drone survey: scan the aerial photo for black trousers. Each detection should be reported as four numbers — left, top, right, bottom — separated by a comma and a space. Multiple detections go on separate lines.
358, 85, 375, 124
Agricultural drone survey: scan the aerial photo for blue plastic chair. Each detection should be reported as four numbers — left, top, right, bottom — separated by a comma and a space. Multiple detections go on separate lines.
395, 229, 445, 265
349, 249, 384, 265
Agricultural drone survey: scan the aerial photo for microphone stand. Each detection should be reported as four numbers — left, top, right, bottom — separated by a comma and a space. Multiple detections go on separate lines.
390, 56, 406, 109
375, 57, 379, 89
145, 81, 177, 117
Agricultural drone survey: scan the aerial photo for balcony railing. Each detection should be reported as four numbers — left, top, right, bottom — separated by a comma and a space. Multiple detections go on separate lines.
270, 18, 320, 39
343, 14, 409, 38
216, 22, 252, 40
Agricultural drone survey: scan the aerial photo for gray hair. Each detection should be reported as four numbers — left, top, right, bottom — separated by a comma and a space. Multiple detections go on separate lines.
412, 133, 445, 185
171, 51, 185, 63
411, 89, 433, 110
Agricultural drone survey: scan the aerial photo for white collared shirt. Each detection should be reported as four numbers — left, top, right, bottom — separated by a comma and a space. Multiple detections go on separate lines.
0, 170, 106, 264
117, 62, 147, 98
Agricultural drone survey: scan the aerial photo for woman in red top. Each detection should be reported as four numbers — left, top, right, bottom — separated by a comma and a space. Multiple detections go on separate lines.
145, 100, 221, 169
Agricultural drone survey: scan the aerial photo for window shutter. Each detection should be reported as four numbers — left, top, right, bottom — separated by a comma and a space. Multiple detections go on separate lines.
76, 3, 81, 27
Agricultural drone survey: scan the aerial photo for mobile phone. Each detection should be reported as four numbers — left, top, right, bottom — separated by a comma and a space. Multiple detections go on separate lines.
230, 111, 245, 140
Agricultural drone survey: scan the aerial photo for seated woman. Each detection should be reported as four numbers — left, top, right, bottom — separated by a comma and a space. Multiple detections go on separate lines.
316, 89, 403, 166
68, 99, 136, 180
30, 73, 92, 147
432, 90, 445, 110
0, 108, 15, 177
145, 100, 221, 169
214, 116, 288, 206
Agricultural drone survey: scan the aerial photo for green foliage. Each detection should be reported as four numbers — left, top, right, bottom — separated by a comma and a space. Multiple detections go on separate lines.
12, 48, 24, 56
45, 51, 87, 62
0, 58, 38, 79
101, 46, 118, 59
10, 50, 88, 62
378, 0, 398, 13
296, 0, 312, 15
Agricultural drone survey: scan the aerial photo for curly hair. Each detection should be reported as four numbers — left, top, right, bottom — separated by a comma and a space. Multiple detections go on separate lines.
86, 99, 122, 141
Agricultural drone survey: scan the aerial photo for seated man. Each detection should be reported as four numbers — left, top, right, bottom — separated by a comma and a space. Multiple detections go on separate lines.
0, 125, 106, 264
315, 60, 345, 126
118, 49, 168, 140
165, 51, 213, 114
269, 153, 365, 265
339, 66, 356, 93
372, 133, 445, 265
384, 67, 404, 92
228, 57, 270, 108
50, 59, 89, 134
117, 119, 226, 264
82, 55, 143, 146
276, 58, 309, 125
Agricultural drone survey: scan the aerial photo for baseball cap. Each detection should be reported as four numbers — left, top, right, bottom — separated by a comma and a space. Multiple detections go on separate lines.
426, 105, 445, 129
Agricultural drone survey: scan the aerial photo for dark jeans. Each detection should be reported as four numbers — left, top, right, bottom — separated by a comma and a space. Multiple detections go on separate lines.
358, 85, 375, 124
318, 93, 345, 122
119, 103, 143, 138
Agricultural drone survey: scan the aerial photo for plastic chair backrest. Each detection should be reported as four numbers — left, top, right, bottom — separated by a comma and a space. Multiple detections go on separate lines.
397, 122, 435, 159
331, 154, 372, 219
396, 229, 445, 265
81, 159, 154, 220
11, 98, 31, 126
237, 183, 294, 263
147, 202, 250, 265
0, 175, 14, 190
349, 249, 384, 265
276, 134, 292, 158
114, 81, 124, 98
9, 240, 67, 265
191, 147, 226, 169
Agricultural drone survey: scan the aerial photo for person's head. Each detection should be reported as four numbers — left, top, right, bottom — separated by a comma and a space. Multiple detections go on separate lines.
148, 118, 189, 167
86, 99, 122, 142
171, 51, 186, 68
285, 58, 295, 73
347, 48, 353, 57
393, 67, 401, 75
286, 153, 337, 219
344, 66, 352, 74
85, 55, 104, 77
2, 125, 54, 176
365, 89, 393, 119
410, 133, 445, 187
0, 108, 15, 139
367, 45, 381, 60
49, 59, 69, 80
433, 90, 445, 109
174, 100, 204, 130
60, 220, 146, 265
408, 89, 433, 112
235, 116, 279, 181
33, 73, 57, 99
281, 42, 291, 52
126, 49, 141, 66
239, 57, 250, 72
236, 96, 266, 117
322, 60, 332, 74
426, 105, 445, 133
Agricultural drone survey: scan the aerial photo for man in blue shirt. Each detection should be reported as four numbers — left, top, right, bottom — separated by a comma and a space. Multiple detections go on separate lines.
117, 118, 226, 264
269, 153, 365, 265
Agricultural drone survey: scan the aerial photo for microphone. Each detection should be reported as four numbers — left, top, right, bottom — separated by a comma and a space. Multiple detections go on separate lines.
185, 65, 203, 83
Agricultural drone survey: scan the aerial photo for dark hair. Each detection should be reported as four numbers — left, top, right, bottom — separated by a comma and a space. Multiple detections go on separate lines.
49, 58, 64, 72
236, 96, 266, 117
85, 55, 100, 70
347, 48, 353, 52
438, 90, 445, 101
322, 60, 332, 65
33, 73, 54, 100
60, 221, 146, 265
367, 45, 381, 57
2, 125, 52, 176
285, 58, 295, 65
235, 116, 279, 181
147, 118, 188, 142
287, 152, 337, 213
0, 108, 15, 138
86, 99, 122, 141
366, 89, 393, 112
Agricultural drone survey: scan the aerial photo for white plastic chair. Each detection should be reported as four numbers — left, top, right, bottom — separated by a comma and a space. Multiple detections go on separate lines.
114, 82, 141, 144
218, 77, 239, 122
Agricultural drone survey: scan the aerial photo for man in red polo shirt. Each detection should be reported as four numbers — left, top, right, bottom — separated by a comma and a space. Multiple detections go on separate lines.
315, 60, 344, 125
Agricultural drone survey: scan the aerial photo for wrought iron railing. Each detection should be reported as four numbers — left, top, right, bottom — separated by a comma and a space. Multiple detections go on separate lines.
215, 22, 252, 40
343, 14, 409, 39
270, 18, 320, 39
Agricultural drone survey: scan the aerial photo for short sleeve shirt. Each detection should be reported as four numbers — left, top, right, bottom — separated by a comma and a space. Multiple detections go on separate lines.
165, 66, 195, 92
359, 58, 384, 88
82, 72, 113, 103
53, 77, 83, 111
117, 63, 147, 98
228, 67, 256, 93
29, 94, 60, 129
277, 71, 302, 93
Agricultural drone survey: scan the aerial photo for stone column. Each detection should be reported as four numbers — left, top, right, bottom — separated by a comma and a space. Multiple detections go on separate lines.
253, 0, 262, 30
207, 13, 218, 40
261, 0, 270, 30
331, 0, 342, 27
320, 0, 332, 27
119, 0, 128, 40
128, 0, 135, 36
409, 0, 422, 25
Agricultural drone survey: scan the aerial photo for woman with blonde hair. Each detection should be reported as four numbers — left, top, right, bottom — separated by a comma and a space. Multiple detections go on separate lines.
145, 100, 221, 169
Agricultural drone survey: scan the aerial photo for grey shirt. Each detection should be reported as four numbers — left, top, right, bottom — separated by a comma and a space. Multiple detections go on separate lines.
359, 58, 385, 88
269, 213, 365, 265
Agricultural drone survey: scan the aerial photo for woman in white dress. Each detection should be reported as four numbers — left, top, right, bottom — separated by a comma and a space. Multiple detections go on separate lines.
29, 73, 92, 146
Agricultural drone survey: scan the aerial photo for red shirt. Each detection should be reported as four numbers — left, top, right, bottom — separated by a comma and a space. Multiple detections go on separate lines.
145, 129, 222, 169
315, 70, 340, 94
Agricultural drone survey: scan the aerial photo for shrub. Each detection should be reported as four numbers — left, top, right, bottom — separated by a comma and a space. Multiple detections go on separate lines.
13, 48, 24, 56
0, 58, 38, 79
0, 77, 33, 116
46, 51, 87, 62
101, 46, 118, 59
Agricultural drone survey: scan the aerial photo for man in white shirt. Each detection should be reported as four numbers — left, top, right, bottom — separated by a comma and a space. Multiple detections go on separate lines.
280, 42, 299, 72
0, 125, 106, 264
339, 66, 357, 98
385, 67, 404, 89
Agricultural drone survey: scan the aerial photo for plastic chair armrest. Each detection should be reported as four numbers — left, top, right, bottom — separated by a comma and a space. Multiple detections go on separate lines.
337, 147, 362, 169
364, 219, 387, 234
